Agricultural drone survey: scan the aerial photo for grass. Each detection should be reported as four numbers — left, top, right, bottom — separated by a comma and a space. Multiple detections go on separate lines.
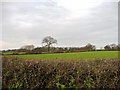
13, 51, 119, 60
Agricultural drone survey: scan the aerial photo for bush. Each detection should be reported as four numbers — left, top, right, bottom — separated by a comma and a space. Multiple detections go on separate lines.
2, 56, 120, 89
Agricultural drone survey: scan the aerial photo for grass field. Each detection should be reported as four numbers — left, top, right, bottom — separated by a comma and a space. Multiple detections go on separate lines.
13, 51, 119, 60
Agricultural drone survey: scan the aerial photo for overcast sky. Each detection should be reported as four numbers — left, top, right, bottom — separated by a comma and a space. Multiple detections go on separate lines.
1, 0, 119, 49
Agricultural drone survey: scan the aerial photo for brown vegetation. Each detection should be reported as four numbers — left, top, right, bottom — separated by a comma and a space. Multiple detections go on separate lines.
2, 56, 120, 89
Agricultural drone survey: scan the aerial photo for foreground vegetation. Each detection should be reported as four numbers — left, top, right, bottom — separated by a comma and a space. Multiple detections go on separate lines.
13, 51, 119, 60
2, 56, 120, 89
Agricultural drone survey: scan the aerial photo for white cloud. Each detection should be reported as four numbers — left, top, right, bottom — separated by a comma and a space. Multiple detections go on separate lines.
0, 41, 14, 49
1, 0, 119, 2
2, 1, 118, 49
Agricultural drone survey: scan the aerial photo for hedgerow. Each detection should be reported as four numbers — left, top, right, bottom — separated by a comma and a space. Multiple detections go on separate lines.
2, 56, 120, 89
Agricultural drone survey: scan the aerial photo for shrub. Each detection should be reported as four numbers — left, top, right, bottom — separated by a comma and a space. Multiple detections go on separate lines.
2, 56, 120, 89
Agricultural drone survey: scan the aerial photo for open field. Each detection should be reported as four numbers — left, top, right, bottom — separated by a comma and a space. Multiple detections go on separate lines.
12, 51, 119, 60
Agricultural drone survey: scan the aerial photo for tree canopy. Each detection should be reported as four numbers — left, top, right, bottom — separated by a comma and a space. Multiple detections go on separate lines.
42, 36, 57, 52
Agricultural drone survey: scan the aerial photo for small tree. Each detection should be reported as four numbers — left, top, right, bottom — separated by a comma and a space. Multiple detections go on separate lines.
20, 45, 34, 50
104, 45, 111, 50
42, 36, 57, 53
85, 43, 96, 51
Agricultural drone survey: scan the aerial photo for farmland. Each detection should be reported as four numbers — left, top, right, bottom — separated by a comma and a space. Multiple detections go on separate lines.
11, 51, 119, 60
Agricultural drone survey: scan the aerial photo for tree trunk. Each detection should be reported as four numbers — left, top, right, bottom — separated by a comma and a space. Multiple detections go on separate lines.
48, 46, 50, 53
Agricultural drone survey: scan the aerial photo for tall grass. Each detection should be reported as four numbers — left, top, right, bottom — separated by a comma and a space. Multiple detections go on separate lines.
2, 56, 120, 89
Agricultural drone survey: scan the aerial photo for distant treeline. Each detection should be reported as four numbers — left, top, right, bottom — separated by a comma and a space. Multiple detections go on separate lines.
2, 43, 120, 55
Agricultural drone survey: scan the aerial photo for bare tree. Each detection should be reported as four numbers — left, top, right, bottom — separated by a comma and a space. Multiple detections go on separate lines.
110, 44, 117, 50
85, 43, 96, 51
42, 36, 57, 53
104, 45, 111, 50
104, 44, 117, 51
20, 45, 34, 50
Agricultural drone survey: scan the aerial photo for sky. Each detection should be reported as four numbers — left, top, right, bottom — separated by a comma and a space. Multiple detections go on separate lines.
1, 0, 119, 50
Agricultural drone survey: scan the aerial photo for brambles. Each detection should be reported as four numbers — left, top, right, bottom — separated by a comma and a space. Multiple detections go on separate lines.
2, 56, 120, 89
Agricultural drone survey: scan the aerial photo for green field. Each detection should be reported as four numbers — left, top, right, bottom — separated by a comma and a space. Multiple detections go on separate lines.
13, 51, 119, 60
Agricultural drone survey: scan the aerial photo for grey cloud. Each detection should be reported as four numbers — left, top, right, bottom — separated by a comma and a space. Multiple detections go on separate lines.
2, 1, 118, 49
